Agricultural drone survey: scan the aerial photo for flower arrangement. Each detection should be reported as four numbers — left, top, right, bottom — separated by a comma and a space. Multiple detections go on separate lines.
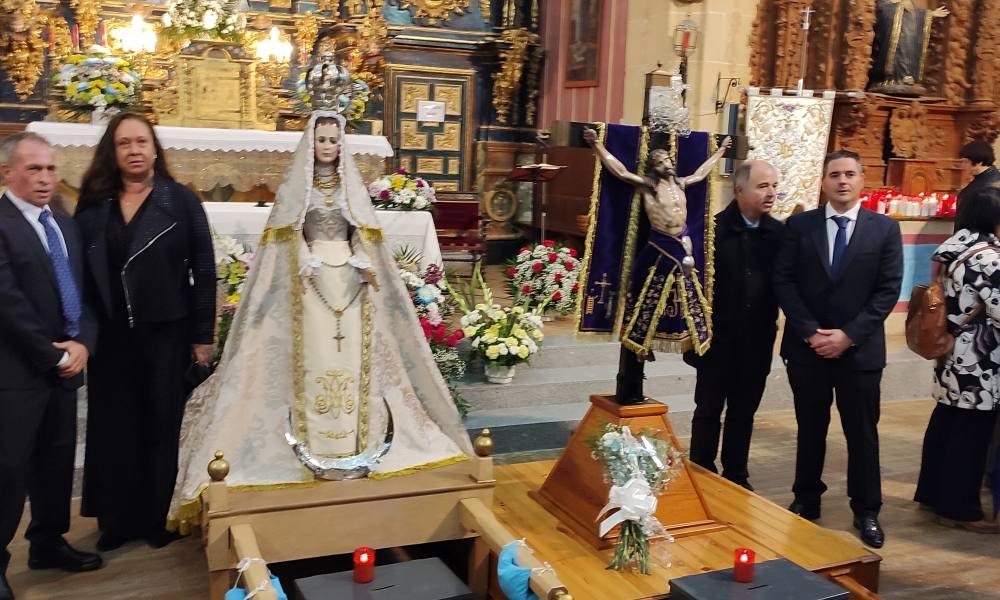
506, 240, 581, 315
395, 252, 468, 414
588, 423, 683, 574
161, 0, 245, 43
368, 167, 436, 211
295, 71, 370, 125
52, 46, 140, 113
451, 270, 546, 368
213, 236, 253, 365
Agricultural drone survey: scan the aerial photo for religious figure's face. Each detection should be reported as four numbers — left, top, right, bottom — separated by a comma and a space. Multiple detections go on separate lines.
649, 151, 675, 178
314, 121, 342, 165
735, 162, 778, 220
114, 117, 157, 182
822, 157, 865, 210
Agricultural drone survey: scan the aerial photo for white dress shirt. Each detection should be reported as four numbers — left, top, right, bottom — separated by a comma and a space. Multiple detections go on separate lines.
6, 190, 69, 256
825, 202, 861, 265
6, 191, 72, 363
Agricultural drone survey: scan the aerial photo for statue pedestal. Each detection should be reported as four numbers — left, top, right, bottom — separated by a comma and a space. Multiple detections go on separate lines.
533, 394, 723, 549
887, 158, 939, 195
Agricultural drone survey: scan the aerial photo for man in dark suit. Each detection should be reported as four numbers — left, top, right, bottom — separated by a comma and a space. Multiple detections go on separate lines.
0, 133, 103, 600
686, 160, 783, 491
773, 150, 903, 549
954, 141, 1000, 233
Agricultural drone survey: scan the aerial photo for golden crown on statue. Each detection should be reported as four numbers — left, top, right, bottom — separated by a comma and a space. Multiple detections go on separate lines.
304, 52, 357, 113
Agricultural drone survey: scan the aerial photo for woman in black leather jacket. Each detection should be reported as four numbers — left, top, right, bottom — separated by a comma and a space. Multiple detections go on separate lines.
74, 113, 215, 550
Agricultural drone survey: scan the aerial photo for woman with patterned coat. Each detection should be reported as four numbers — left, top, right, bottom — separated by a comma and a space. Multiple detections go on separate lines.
916, 187, 1000, 533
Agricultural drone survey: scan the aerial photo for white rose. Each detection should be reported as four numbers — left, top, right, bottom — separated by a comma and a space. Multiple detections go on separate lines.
202, 9, 219, 29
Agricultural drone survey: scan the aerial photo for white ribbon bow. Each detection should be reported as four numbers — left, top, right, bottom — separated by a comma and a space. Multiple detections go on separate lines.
595, 476, 658, 537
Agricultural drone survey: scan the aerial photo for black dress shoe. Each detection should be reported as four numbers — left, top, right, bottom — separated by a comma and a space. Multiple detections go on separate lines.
787, 499, 821, 520
96, 532, 133, 552
28, 542, 103, 572
853, 515, 885, 548
0, 571, 13, 600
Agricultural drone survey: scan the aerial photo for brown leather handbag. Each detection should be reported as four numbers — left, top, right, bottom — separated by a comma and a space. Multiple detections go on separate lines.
906, 243, 988, 360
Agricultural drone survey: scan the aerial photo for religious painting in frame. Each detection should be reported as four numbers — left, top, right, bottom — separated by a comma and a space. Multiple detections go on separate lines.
564, 0, 602, 88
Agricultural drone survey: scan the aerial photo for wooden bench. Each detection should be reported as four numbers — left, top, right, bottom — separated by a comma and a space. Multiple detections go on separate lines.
433, 191, 488, 271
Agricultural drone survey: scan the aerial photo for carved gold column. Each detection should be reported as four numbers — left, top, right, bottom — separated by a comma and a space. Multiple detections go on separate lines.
491, 28, 537, 124
70, 0, 99, 47
524, 44, 543, 127
0, 0, 47, 100
297, 12, 320, 65
840, 0, 875, 91
942, 0, 972, 105
971, 0, 1000, 107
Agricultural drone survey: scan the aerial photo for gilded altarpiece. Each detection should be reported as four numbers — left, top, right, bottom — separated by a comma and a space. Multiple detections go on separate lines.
385, 65, 475, 192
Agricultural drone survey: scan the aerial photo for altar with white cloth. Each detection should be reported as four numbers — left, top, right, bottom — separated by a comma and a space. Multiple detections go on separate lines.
205, 202, 443, 269
25, 121, 393, 191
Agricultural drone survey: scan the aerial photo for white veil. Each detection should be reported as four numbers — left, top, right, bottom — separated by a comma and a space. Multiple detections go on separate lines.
169, 112, 472, 525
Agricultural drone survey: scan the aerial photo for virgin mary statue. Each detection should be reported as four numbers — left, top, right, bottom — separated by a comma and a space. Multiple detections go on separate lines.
168, 59, 471, 525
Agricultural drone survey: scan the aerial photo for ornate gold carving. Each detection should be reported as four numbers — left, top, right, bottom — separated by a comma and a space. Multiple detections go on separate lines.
492, 28, 538, 124
400, 82, 430, 112
44, 11, 73, 61
316, 0, 337, 15
416, 157, 444, 174
841, 0, 877, 91
69, 0, 99, 47
312, 369, 356, 417
942, 0, 972, 105
447, 157, 461, 174
525, 44, 543, 126
400, 120, 429, 150
434, 181, 459, 191
358, 3, 389, 53
398, 0, 470, 24
433, 84, 462, 115
297, 12, 321, 65
971, 0, 1000, 106
889, 101, 929, 158
480, 0, 491, 24
433, 122, 461, 151
0, 0, 45, 100
270, 0, 292, 7
319, 429, 355, 440
345, 0, 365, 18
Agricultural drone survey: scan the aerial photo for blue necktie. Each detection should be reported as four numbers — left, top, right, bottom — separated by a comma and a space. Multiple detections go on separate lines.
830, 215, 850, 277
38, 210, 81, 338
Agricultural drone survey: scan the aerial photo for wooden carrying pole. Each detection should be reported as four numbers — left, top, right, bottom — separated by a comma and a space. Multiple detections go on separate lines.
230, 524, 278, 600
459, 498, 572, 600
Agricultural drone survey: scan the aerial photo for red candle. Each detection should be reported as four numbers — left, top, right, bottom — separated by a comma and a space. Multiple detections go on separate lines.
353, 547, 375, 583
733, 547, 755, 583
71, 24, 80, 52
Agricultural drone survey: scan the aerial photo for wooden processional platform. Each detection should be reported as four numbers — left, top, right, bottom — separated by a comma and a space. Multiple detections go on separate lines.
492, 395, 882, 599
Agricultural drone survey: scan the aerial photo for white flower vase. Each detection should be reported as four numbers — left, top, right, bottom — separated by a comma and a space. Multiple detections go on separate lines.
484, 362, 516, 385
90, 106, 117, 125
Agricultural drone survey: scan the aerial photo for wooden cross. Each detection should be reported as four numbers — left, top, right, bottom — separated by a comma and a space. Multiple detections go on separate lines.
594, 272, 612, 304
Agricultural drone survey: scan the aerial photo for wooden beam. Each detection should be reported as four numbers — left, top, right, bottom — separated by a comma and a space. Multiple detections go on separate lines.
230, 524, 278, 600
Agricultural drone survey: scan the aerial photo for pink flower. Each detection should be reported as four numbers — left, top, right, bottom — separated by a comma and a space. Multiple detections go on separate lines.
554, 273, 563, 283
423, 264, 443, 285
568, 248, 578, 258
563, 260, 574, 270
522, 284, 532, 294
379, 189, 390, 200
532, 262, 543, 273
548, 252, 558, 263
415, 179, 425, 187
572, 282, 579, 293
542, 239, 554, 248
520, 246, 529, 254
396, 167, 407, 174
506, 266, 517, 277
433, 323, 447, 343
552, 291, 562, 301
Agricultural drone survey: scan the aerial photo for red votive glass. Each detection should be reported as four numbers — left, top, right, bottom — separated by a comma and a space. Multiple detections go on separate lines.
353, 547, 375, 583
733, 547, 755, 583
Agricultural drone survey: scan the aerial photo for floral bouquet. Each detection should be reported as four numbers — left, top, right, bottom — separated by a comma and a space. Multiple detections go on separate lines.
52, 46, 140, 114
161, 0, 245, 43
588, 423, 683, 574
395, 253, 468, 414
368, 167, 436, 211
213, 235, 253, 365
506, 240, 581, 315
296, 71, 370, 125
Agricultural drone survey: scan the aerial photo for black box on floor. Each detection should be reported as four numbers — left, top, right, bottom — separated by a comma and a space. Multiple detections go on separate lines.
293, 557, 472, 600
669, 558, 849, 600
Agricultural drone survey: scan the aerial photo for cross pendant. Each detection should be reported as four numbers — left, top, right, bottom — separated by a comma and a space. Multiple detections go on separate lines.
333, 311, 345, 352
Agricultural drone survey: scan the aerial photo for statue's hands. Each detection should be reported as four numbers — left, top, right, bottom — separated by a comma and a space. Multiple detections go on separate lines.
932, 6, 949, 17
582, 127, 598, 146
720, 136, 733, 150
361, 268, 380, 291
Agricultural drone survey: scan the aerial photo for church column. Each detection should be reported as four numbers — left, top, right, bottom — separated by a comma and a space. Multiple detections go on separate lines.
942, 0, 974, 105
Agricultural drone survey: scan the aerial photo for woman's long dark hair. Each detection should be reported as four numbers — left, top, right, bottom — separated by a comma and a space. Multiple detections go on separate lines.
76, 112, 174, 212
